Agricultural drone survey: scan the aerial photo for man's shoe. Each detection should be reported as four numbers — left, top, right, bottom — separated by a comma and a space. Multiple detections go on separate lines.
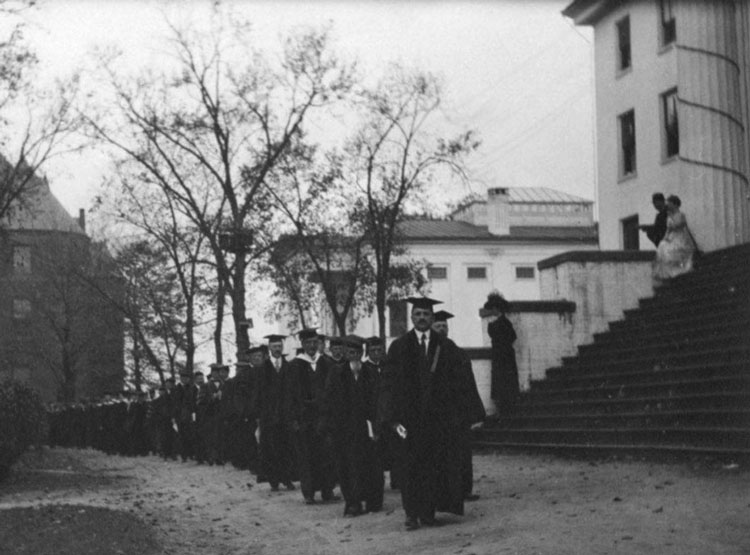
303, 497, 316, 505
321, 490, 340, 502
270, 484, 280, 492
405, 517, 420, 531
366, 504, 383, 513
283, 481, 296, 491
420, 515, 438, 527
464, 493, 480, 501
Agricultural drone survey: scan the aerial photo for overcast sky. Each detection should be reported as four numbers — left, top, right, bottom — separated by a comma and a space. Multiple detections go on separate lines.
23, 0, 595, 219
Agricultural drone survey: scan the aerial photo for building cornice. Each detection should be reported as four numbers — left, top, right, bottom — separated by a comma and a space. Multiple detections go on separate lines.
537, 249, 655, 270
562, 0, 621, 26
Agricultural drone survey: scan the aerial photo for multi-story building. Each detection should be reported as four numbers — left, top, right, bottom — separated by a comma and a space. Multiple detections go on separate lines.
563, 0, 750, 252
0, 162, 124, 403
338, 186, 598, 348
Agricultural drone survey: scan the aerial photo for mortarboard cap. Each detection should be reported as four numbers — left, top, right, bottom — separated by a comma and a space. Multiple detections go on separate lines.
297, 328, 318, 341
264, 334, 287, 343
329, 337, 344, 347
405, 296, 442, 310
209, 363, 229, 372
433, 310, 454, 322
341, 335, 365, 349
365, 336, 384, 347
246, 345, 266, 355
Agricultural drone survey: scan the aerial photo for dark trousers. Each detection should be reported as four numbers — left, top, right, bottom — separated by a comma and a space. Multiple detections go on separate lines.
259, 421, 295, 487
335, 436, 383, 510
292, 428, 336, 499
459, 427, 473, 496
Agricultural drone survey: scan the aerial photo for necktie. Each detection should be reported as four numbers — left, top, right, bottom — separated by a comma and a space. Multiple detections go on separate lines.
421, 333, 428, 358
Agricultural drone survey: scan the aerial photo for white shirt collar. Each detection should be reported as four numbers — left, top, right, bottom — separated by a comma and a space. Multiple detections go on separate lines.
296, 353, 316, 365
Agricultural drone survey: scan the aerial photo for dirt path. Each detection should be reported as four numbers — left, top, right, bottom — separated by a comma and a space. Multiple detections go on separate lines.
1, 448, 749, 554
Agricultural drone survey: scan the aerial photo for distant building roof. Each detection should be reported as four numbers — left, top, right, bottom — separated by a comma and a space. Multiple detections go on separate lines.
0, 155, 85, 235
398, 219, 597, 243
504, 186, 592, 204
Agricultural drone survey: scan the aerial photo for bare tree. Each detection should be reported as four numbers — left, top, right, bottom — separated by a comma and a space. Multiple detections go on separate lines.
0, 2, 84, 228
345, 65, 478, 338
264, 148, 377, 335
86, 10, 353, 358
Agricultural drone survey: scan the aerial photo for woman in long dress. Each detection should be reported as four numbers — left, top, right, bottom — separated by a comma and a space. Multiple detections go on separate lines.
653, 195, 697, 282
486, 295, 519, 415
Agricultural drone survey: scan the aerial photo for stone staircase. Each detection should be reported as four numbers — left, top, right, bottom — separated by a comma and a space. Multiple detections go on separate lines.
475, 242, 750, 460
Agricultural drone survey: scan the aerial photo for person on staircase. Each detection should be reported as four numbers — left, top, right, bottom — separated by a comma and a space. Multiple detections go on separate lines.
639, 192, 668, 247
652, 194, 698, 283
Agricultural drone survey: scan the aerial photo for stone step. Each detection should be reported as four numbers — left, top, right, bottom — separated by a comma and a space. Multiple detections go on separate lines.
472, 440, 750, 461
599, 312, 750, 346
525, 375, 749, 403
560, 344, 750, 370
477, 426, 750, 449
577, 329, 750, 360
630, 292, 749, 322
606, 308, 746, 338
492, 409, 750, 429
537, 361, 748, 390
516, 391, 749, 416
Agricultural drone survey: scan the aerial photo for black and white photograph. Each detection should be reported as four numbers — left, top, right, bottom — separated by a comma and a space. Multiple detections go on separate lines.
1, 0, 749, 553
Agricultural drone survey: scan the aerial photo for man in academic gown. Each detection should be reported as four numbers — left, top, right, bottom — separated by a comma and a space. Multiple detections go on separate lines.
173, 371, 197, 462
222, 355, 260, 471
378, 297, 467, 531
364, 336, 399, 490
324, 335, 383, 516
432, 310, 486, 502
198, 364, 226, 465
257, 334, 296, 491
284, 328, 339, 504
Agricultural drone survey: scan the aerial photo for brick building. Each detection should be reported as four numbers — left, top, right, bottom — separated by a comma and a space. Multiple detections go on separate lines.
0, 160, 124, 402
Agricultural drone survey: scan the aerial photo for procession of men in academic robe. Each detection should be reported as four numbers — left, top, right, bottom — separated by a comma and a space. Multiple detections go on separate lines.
47, 296, 487, 531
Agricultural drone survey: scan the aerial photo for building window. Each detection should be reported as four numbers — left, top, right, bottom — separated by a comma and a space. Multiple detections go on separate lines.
467, 267, 487, 280
660, 0, 676, 46
515, 266, 535, 280
12, 245, 31, 274
13, 299, 32, 320
427, 266, 447, 280
388, 300, 407, 338
616, 16, 631, 72
661, 88, 679, 158
618, 110, 637, 178
622, 215, 640, 250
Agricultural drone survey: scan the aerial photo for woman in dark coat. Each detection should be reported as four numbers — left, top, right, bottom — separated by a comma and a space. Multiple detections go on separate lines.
486, 295, 519, 414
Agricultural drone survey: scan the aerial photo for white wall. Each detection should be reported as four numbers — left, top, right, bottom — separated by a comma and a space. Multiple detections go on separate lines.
594, 0, 680, 250
349, 240, 598, 348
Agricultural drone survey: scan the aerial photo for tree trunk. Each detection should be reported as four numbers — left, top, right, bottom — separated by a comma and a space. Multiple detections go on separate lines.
214, 277, 226, 364
231, 255, 249, 359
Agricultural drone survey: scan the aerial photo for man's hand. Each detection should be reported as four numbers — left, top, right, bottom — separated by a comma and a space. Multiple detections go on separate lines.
470, 421, 484, 431
394, 423, 407, 439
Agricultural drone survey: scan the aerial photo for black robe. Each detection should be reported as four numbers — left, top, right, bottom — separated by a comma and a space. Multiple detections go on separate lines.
378, 330, 465, 520
221, 368, 260, 471
488, 315, 519, 409
284, 354, 337, 499
324, 361, 383, 511
257, 357, 295, 486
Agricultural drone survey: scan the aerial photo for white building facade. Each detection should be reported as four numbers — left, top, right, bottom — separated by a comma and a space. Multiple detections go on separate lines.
564, 0, 750, 252
346, 187, 598, 348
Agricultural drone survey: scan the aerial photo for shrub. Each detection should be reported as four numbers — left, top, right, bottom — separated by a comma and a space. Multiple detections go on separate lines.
0, 379, 48, 481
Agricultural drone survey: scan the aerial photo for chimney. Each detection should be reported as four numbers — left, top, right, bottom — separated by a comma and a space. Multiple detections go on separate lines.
486, 187, 510, 236
78, 208, 86, 232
